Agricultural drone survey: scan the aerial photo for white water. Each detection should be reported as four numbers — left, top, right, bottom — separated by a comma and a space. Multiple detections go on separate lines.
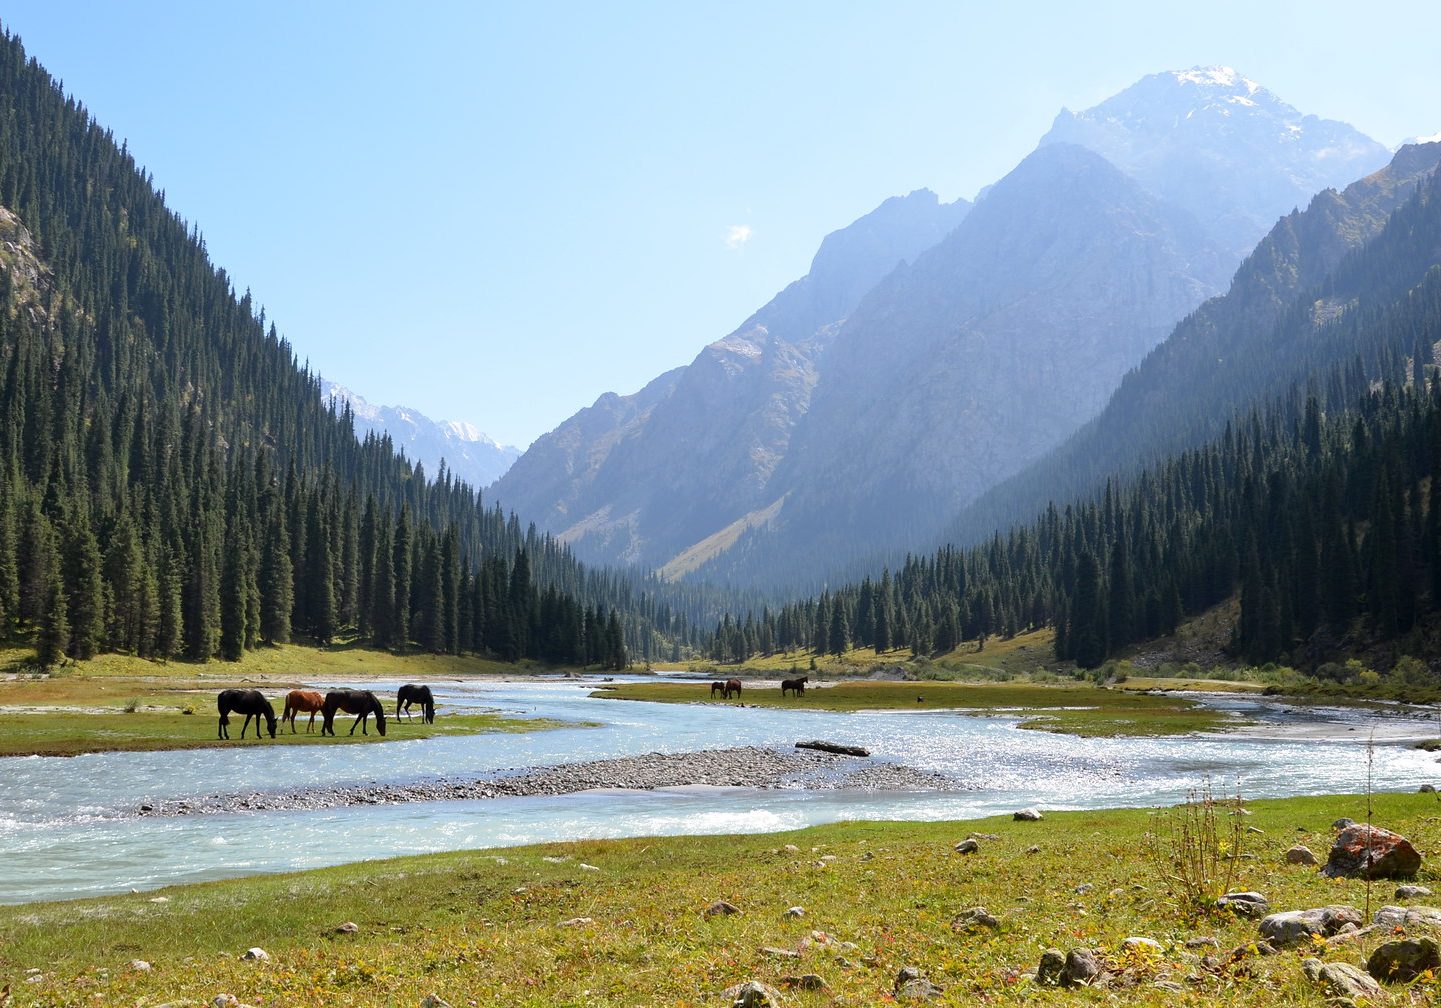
1, 678, 1435, 905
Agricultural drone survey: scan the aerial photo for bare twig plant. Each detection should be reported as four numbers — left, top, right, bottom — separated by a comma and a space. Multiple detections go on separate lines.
1146, 778, 1247, 913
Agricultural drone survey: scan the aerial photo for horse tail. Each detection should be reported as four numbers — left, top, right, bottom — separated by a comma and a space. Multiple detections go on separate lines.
424, 698, 435, 723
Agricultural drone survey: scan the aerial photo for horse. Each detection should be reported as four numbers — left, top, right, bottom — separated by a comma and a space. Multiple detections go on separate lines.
396, 683, 435, 723
710, 680, 728, 698
217, 689, 276, 740
281, 689, 325, 733
724, 678, 743, 700
321, 689, 388, 737
781, 675, 808, 697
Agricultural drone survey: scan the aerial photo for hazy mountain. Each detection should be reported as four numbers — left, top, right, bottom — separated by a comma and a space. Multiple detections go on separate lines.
1041, 66, 1390, 260
951, 141, 1441, 545
321, 380, 520, 487
489, 189, 969, 568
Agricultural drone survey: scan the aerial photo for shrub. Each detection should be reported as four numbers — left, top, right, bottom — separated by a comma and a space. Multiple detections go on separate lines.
1145, 780, 1246, 914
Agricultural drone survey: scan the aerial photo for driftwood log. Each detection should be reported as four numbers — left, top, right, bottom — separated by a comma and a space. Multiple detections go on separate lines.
795, 740, 870, 757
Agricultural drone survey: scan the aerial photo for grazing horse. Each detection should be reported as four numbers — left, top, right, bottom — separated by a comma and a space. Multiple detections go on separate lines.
781, 675, 808, 697
217, 689, 276, 740
724, 678, 743, 700
710, 680, 728, 699
281, 689, 325, 733
321, 689, 388, 737
396, 683, 435, 723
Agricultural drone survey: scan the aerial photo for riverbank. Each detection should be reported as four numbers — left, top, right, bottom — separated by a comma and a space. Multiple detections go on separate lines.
4, 791, 1437, 1006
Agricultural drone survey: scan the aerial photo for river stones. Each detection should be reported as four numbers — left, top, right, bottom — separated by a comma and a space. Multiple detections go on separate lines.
1301, 958, 1385, 1003
1258, 906, 1362, 947
1285, 844, 1319, 866
1216, 891, 1270, 918
1367, 937, 1441, 983
1322, 824, 1422, 879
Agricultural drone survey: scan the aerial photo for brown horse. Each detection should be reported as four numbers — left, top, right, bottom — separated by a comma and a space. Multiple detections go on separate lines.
710, 680, 727, 698
217, 689, 276, 740
724, 678, 743, 700
321, 689, 387, 736
282, 689, 325, 733
781, 675, 808, 697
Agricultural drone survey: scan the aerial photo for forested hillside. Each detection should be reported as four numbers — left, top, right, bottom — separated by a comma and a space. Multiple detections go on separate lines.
0, 30, 694, 668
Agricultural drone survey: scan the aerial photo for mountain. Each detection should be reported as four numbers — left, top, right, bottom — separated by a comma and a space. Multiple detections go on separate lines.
952, 140, 1441, 546
1041, 66, 1391, 260
490, 188, 970, 568
320, 381, 520, 488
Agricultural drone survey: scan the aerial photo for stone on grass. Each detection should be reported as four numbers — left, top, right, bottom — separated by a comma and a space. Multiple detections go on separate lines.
128, 959, 152, 972
1373, 904, 1441, 928
1285, 844, 1319, 866
1216, 891, 1270, 918
704, 900, 741, 917
761, 946, 800, 959
559, 916, 593, 927
420, 997, 453, 1008
578, 863, 600, 872
954, 839, 980, 855
1301, 958, 1385, 1003
783, 906, 805, 918
1367, 937, 1441, 983
1258, 906, 1362, 948
894, 966, 944, 1000
1026, 844, 1041, 854
780, 974, 827, 990
1333, 818, 1356, 830
1060, 948, 1107, 987
1396, 885, 1433, 900
240, 948, 269, 962
724, 980, 783, 1007
1420, 784, 1436, 793
1184, 936, 1219, 949
334, 922, 360, 934
1013, 807, 1044, 821
1122, 937, 1163, 953
1323, 824, 1423, 880
951, 907, 999, 931
1035, 948, 1066, 986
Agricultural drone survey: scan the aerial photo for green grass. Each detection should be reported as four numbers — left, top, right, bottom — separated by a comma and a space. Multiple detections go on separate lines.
593, 680, 1234, 736
4, 792, 1438, 1006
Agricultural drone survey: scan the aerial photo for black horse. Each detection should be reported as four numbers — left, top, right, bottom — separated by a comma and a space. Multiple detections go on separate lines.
321, 689, 387, 736
781, 675, 808, 697
396, 683, 435, 723
217, 689, 277, 740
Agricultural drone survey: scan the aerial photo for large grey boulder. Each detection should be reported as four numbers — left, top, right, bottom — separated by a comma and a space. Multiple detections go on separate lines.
894, 966, 944, 1000
1367, 937, 1441, 983
1258, 906, 1362, 947
1301, 958, 1385, 1002
1373, 904, 1441, 929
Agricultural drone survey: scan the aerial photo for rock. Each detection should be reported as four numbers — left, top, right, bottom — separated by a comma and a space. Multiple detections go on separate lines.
783, 906, 805, 918
1216, 891, 1270, 918
1368, 937, 1441, 983
1122, 937, 1163, 953
1013, 807, 1044, 821
1421, 784, 1436, 793
149, 896, 170, 903
1322, 824, 1423, 879
212, 998, 241, 1008
1373, 904, 1441, 928
954, 839, 980, 855
724, 980, 784, 1007
966, 832, 999, 841
1258, 906, 1362, 947
1333, 818, 1357, 830
761, 946, 800, 959
1397, 885, 1433, 900
334, 922, 360, 934
1285, 844, 1319, 866
894, 966, 943, 1000
795, 740, 869, 757
1035, 948, 1066, 986
783, 844, 799, 852
780, 974, 827, 990
1184, 936, 1219, 949
1060, 948, 1107, 987
420, 997, 453, 1008
951, 907, 999, 930
1301, 957, 1385, 1003
559, 916, 592, 927
128, 959, 152, 972
240, 947, 269, 962
1026, 844, 1041, 854
1246, 825, 1264, 834
579, 863, 600, 872
705, 900, 741, 917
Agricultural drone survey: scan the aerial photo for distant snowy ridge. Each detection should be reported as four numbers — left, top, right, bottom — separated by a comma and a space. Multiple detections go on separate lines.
322, 380, 520, 487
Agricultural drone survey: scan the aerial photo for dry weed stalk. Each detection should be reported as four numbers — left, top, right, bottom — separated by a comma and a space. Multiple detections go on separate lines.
1146, 779, 1246, 913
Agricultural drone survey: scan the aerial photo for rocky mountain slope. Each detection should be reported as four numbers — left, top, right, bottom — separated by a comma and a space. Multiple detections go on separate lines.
322, 381, 520, 488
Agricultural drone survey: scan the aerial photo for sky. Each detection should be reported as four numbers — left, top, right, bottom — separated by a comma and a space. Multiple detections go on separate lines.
4, 1, 1440, 449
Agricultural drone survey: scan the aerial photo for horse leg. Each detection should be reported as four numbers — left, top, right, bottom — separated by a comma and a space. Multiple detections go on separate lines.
218, 712, 228, 740
307, 710, 317, 733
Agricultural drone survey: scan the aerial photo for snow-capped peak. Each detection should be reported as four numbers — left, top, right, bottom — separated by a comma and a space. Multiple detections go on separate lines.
1171, 66, 1260, 94
1402, 131, 1441, 147
442, 420, 489, 443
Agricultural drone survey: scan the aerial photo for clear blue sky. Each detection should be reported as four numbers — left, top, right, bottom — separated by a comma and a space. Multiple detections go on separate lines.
4, 1, 1439, 448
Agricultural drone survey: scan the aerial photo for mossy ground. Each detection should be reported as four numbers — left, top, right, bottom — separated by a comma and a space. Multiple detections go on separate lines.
595, 680, 1233, 737
4, 793, 1440, 1006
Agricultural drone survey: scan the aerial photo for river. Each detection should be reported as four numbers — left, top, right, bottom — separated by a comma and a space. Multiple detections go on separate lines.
0, 677, 1435, 905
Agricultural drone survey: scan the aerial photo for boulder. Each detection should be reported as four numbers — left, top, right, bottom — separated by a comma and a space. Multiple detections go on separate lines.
1367, 937, 1441, 983
1216, 891, 1270, 918
894, 966, 944, 1000
1060, 948, 1107, 987
1373, 904, 1441, 928
704, 900, 741, 918
1301, 958, 1385, 1003
723, 981, 784, 1008
1035, 948, 1066, 986
951, 907, 999, 930
954, 839, 980, 855
1285, 844, 1319, 866
1397, 885, 1433, 900
1013, 807, 1044, 821
1323, 824, 1423, 879
1258, 906, 1363, 947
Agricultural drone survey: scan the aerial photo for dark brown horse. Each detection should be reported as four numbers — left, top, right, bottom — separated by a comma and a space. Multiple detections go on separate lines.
781, 675, 808, 697
321, 689, 387, 736
710, 680, 727, 698
217, 689, 276, 740
724, 678, 743, 700
396, 683, 435, 723
281, 689, 325, 733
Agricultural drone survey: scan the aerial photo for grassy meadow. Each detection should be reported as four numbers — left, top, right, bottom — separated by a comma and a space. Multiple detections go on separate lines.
4, 792, 1439, 1006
